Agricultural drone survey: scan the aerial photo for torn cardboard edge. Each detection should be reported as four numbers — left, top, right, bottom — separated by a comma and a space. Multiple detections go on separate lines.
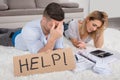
13, 48, 76, 76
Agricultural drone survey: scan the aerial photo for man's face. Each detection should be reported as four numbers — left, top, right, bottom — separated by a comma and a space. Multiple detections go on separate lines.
44, 18, 63, 33
47, 19, 59, 29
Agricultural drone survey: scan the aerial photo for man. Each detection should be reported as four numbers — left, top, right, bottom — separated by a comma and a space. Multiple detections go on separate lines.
12, 2, 65, 53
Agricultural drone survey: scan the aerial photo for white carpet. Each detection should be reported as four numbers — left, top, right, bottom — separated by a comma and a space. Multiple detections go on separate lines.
0, 28, 120, 80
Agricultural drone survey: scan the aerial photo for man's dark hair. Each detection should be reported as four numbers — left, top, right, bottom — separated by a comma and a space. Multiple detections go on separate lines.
43, 2, 64, 21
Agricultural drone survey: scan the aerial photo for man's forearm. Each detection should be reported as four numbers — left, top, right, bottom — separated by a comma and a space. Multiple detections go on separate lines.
38, 38, 56, 53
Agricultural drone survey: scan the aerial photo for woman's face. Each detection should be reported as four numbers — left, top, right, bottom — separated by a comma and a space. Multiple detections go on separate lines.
86, 19, 102, 33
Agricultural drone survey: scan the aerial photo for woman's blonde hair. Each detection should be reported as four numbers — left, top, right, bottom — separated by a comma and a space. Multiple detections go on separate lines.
80, 10, 108, 38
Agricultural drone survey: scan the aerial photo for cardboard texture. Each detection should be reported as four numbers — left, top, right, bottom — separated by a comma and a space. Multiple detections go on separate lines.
13, 48, 76, 76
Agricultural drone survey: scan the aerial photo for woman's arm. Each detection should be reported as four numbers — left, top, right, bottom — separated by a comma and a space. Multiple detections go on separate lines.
94, 32, 104, 48
70, 38, 86, 49
70, 38, 79, 48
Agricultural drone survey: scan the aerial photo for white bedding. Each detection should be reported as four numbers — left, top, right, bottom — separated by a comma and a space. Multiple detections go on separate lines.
0, 28, 120, 80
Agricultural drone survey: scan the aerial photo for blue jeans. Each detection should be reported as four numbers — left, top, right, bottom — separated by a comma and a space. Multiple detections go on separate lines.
12, 29, 22, 46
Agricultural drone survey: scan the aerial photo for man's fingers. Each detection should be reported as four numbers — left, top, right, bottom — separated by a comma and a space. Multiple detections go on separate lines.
51, 22, 55, 30
56, 21, 63, 30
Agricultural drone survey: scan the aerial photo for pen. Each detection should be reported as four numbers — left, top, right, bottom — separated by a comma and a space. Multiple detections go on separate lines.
78, 53, 96, 63
75, 55, 79, 61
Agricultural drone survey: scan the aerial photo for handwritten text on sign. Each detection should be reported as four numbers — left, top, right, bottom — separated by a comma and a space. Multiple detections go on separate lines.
13, 48, 75, 76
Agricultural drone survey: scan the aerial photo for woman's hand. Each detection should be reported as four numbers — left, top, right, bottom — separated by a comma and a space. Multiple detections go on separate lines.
70, 38, 86, 49
77, 41, 86, 49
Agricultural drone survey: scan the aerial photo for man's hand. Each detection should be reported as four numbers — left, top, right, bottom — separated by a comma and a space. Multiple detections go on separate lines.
38, 21, 63, 53
50, 21, 63, 40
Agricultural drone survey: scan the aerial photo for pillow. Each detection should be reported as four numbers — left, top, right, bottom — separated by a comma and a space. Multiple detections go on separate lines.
8, 0, 36, 9
59, 2, 79, 8
35, 0, 60, 8
0, 0, 8, 10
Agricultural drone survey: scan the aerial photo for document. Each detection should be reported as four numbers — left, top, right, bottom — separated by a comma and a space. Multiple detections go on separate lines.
73, 49, 117, 72
77, 49, 116, 64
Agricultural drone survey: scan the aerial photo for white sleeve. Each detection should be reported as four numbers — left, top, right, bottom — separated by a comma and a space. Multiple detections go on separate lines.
22, 25, 44, 54
65, 20, 78, 39
54, 36, 64, 49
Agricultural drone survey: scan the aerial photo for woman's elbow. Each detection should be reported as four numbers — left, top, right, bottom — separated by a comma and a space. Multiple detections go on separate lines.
94, 41, 104, 48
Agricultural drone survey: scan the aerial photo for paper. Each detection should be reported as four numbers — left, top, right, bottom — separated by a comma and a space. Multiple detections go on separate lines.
73, 53, 94, 72
73, 49, 117, 73
77, 49, 117, 64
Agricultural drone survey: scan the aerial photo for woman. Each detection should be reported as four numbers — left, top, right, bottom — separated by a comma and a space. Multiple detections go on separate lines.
64, 10, 108, 49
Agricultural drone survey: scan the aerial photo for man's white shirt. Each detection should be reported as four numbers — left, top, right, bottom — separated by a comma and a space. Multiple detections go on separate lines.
15, 19, 63, 53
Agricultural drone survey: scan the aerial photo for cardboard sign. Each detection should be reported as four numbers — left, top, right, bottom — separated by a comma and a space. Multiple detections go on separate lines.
13, 48, 76, 76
